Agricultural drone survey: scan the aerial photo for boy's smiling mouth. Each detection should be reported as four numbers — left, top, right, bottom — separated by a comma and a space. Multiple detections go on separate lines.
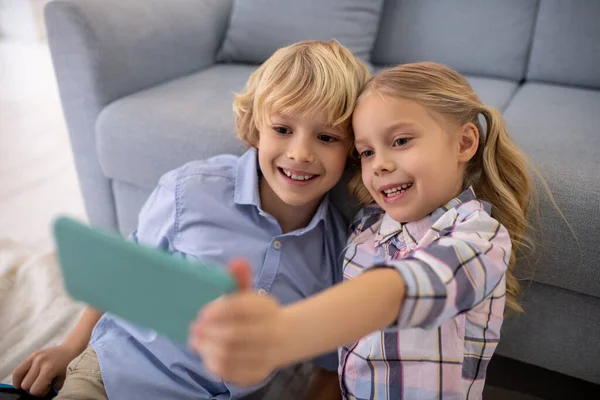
278, 167, 319, 182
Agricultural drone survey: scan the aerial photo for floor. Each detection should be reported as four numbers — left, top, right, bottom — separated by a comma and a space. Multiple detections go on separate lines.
0, 39, 86, 252
486, 355, 600, 400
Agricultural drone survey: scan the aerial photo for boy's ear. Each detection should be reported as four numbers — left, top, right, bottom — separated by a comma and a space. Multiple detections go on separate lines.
457, 122, 479, 163
250, 131, 260, 150
252, 122, 263, 149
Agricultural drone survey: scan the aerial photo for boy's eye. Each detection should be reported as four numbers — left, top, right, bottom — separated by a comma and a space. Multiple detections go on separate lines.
318, 134, 338, 143
273, 126, 291, 135
394, 138, 410, 147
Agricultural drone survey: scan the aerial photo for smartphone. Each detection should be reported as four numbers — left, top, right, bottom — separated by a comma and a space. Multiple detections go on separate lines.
0, 384, 56, 400
53, 217, 238, 344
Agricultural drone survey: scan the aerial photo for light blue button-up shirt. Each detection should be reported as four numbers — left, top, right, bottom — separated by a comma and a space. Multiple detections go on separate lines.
89, 149, 346, 400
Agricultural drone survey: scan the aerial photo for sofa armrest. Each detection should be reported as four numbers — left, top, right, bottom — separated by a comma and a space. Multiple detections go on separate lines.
44, 0, 232, 230
45, 0, 232, 106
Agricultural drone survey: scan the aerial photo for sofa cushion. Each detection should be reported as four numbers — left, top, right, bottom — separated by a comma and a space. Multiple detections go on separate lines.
503, 83, 600, 298
97, 64, 253, 190
112, 180, 154, 236
464, 76, 518, 111
526, 0, 600, 89
498, 281, 600, 385
371, 0, 538, 81
217, 0, 384, 63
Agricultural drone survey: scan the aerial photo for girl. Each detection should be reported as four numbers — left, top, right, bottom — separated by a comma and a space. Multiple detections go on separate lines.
190, 62, 535, 399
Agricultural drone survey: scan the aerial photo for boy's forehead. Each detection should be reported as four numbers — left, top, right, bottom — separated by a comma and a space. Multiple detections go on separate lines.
267, 110, 347, 131
267, 107, 324, 123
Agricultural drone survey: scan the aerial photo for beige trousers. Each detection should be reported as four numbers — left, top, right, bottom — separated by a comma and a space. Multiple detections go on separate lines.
54, 346, 321, 399
54, 346, 108, 400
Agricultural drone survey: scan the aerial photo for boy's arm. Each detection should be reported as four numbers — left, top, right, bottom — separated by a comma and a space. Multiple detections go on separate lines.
60, 307, 103, 354
14, 165, 180, 395
13, 307, 102, 395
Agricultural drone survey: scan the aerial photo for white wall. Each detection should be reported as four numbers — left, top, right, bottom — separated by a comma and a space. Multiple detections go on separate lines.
0, 0, 47, 42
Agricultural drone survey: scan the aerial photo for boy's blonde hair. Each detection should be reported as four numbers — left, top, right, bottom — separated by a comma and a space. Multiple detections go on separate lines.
233, 40, 370, 148
350, 62, 537, 314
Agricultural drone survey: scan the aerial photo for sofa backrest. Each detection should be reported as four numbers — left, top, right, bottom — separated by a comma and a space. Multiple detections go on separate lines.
526, 0, 600, 89
371, 0, 539, 81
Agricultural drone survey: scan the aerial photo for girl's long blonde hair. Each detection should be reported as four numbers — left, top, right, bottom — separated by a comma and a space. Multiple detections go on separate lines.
350, 62, 534, 313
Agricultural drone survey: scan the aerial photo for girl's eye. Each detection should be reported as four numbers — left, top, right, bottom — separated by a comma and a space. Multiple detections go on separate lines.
318, 134, 338, 143
273, 126, 290, 135
394, 138, 410, 147
359, 150, 374, 159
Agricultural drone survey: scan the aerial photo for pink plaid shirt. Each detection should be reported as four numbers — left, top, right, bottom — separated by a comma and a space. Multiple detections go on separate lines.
339, 188, 510, 399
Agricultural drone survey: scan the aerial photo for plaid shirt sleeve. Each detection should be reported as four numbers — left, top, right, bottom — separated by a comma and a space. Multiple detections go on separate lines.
385, 206, 511, 330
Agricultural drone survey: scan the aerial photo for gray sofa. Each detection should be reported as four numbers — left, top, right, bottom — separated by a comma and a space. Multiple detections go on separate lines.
45, 0, 600, 385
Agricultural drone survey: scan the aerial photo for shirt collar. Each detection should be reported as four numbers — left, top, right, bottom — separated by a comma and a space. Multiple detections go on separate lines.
233, 147, 331, 233
234, 148, 261, 207
374, 186, 479, 248
296, 192, 331, 235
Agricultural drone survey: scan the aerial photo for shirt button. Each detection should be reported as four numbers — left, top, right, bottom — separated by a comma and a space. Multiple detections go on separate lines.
273, 240, 281, 250
258, 288, 267, 295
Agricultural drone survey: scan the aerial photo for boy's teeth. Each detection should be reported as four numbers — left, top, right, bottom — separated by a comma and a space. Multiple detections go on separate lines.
283, 169, 314, 181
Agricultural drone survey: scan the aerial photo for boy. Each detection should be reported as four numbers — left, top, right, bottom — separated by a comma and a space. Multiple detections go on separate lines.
13, 40, 369, 399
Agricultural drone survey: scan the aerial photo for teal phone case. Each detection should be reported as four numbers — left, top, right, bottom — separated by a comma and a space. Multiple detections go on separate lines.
53, 216, 238, 344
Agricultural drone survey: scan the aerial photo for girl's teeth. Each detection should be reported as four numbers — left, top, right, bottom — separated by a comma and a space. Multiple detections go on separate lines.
386, 189, 405, 197
383, 183, 413, 196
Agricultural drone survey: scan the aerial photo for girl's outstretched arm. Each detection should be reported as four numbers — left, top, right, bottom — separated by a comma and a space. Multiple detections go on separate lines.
191, 207, 509, 386
190, 262, 405, 386
278, 268, 406, 365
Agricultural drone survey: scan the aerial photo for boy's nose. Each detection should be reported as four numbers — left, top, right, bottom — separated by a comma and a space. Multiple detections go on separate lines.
286, 140, 315, 163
